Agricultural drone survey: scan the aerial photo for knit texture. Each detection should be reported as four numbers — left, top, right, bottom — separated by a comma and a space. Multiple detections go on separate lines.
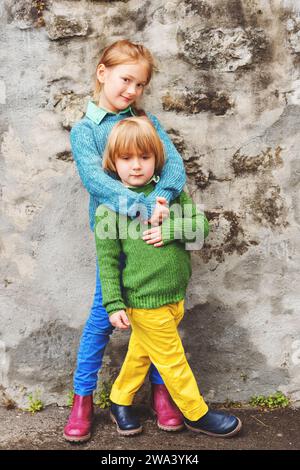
70, 102, 186, 230
95, 182, 210, 315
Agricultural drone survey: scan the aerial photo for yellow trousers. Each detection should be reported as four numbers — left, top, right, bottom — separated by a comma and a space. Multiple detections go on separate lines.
110, 300, 208, 421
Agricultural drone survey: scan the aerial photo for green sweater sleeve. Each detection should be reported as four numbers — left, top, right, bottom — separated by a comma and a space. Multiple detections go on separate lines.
161, 191, 210, 246
94, 205, 126, 316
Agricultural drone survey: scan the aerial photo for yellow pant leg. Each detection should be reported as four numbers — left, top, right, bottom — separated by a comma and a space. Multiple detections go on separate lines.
110, 325, 151, 406
128, 301, 208, 421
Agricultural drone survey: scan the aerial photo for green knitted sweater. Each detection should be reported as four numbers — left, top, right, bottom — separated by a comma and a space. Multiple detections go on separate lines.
95, 181, 210, 316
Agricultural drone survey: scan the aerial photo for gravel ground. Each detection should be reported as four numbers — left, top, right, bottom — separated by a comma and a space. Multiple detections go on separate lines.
0, 404, 299, 451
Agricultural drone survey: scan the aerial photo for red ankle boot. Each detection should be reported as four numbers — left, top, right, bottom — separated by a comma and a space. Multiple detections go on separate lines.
151, 384, 184, 431
63, 394, 94, 442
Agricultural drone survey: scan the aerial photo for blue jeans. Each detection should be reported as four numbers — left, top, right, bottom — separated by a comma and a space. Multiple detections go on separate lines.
74, 262, 164, 396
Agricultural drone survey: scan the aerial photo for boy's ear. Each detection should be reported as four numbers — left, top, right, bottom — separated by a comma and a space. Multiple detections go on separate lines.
96, 64, 106, 83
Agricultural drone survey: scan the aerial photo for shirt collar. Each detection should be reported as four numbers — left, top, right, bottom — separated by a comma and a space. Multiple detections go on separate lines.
86, 100, 135, 124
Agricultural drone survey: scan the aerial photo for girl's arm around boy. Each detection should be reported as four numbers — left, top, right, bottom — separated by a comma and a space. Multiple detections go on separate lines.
145, 113, 187, 214
70, 115, 186, 220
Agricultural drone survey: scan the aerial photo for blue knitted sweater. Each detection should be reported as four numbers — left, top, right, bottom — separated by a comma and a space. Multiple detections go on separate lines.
70, 101, 186, 230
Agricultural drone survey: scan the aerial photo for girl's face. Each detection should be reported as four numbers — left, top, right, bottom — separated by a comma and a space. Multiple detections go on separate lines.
115, 150, 156, 187
97, 62, 149, 113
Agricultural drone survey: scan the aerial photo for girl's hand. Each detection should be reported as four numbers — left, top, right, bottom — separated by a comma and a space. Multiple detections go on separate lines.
109, 310, 130, 329
142, 226, 164, 247
147, 197, 169, 226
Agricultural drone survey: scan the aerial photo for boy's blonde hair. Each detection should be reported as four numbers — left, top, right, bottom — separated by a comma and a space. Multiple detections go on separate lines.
94, 39, 155, 104
103, 117, 165, 175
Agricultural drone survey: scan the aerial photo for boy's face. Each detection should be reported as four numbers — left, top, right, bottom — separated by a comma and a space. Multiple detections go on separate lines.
115, 150, 156, 187
97, 62, 148, 113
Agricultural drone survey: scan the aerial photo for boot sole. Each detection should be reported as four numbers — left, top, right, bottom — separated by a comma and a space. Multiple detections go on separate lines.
185, 417, 242, 438
110, 412, 143, 436
151, 408, 185, 432
63, 432, 91, 443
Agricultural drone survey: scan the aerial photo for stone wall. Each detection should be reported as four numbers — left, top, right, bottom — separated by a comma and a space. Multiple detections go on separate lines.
1, 0, 300, 407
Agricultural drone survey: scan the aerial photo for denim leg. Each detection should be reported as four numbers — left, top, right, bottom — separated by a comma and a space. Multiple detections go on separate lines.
149, 364, 164, 385
74, 263, 113, 396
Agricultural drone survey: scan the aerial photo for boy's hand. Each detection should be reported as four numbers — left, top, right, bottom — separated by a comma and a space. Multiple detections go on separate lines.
109, 310, 130, 329
142, 226, 164, 247
147, 197, 169, 226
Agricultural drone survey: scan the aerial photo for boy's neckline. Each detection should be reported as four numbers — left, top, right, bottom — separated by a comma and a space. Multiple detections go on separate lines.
125, 174, 160, 189
125, 175, 160, 193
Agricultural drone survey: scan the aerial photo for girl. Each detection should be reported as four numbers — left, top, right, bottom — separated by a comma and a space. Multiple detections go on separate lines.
64, 40, 186, 442
95, 116, 242, 437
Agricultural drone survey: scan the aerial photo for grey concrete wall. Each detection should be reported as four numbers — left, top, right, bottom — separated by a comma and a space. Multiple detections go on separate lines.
1, 0, 300, 408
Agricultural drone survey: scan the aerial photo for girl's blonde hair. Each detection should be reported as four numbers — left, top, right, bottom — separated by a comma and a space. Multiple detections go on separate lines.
103, 117, 165, 175
93, 39, 155, 107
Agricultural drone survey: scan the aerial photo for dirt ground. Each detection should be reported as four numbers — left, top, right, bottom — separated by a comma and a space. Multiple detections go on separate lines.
0, 404, 299, 451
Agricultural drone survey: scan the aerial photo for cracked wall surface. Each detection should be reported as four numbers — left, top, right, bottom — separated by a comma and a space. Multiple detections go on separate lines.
1, 0, 300, 407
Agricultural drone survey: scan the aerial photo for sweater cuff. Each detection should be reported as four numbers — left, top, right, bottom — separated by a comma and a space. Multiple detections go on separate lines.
161, 219, 177, 245
128, 195, 149, 221
145, 198, 155, 220
145, 190, 173, 220
106, 301, 127, 317
161, 219, 200, 244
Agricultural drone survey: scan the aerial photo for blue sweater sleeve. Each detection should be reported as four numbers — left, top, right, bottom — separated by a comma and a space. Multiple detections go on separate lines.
145, 113, 186, 215
70, 121, 148, 219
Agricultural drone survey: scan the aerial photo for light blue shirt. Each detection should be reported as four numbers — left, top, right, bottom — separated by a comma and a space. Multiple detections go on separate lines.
86, 100, 135, 123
